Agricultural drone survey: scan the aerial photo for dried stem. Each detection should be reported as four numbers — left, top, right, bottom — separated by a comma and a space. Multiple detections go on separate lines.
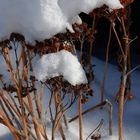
118, 17, 129, 140
100, 23, 112, 103
22, 45, 43, 140
0, 108, 21, 140
3, 47, 29, 140
86, 119, 103, 140
52, 88, 66, 140
69, 100, 107, 123
79, 91, 83, 140
112, 24, 125, 57
106, 99, 113, 135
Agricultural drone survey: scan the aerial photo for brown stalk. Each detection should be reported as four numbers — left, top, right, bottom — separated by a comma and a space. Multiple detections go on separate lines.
100, 23, 112, 103
26, 82, 42, 140
27, 48, 42, 120
0, 90, 21, 118
118, 17, 129, 140
79, 91, 83, 140
21, 45, 42, 140
7, 91, 21, 117
13, 43, 21, 81
0, 98, 13, 125
52, 91, 58, 140
0, 109, 21, 140
52, 89, 66, 140
3, 47, 19, 86
23, 44, 44, 131
63, 113, 68, 129
80, 37, 84, 61
39, 83, 48, 139
112, 24, 125, 57
88, 15, 96, 81
3, 47, 29, 140
23, 98, 47, 139
88, 15, 96, 64
39, 83, 44, 120
32, 78, 42, 119
58, 92, 69, 130
53, 94, 77, 133
0, 98, 23, 132
69, 100, 107, 123
106, 99, 113, 135
49, 91, 54, 123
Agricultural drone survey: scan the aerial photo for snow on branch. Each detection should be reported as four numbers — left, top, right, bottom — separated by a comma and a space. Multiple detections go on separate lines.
34, 50, 88, 85
0, 0, 122, 44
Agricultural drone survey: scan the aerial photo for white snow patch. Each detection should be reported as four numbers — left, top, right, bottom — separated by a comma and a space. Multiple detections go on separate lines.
59, 0, 123, 21
34, 50, 88, 86
0, 124, 11, 137
0, 0, 122, 44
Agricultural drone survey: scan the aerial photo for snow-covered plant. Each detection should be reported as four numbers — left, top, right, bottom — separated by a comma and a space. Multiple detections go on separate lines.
0, 0, 136, 140
0, 0, 122, 44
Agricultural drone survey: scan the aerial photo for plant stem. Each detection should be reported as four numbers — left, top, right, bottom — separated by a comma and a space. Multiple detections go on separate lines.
118, 17, 129, 140
100, 23, 112, 103
79, 91, 83, 140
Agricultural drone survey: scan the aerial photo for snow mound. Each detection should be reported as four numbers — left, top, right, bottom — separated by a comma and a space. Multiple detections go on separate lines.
34, 50, 88, 85
0, 0, 122, 44
0, 0, 70, 44
59, 0, 123, 19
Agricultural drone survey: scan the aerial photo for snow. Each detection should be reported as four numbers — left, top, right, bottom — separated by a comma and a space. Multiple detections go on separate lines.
0, 0, 122, 44
0, 0, 69, 44
34, 50, 88, 85
59, 0, 123, 19
0, 124, 12, 138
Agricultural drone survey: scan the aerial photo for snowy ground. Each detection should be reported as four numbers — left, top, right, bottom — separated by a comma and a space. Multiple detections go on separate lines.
0, 56, 140, 140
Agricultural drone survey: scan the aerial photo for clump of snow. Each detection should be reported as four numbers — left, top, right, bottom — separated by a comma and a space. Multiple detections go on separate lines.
34, 50, 88, 85
0, 0, 70, 44
0, 0, 123, 44
59, 0, 123, 23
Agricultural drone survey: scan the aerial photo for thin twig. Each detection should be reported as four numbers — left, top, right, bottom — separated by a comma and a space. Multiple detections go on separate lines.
86, 119, 104, 140
79, 91, 83, 140
100, 23, 112, 103
69, 100, 107, 123
126, 65, 140, 76
112, 24, 125, 57
106, 99, 113, 135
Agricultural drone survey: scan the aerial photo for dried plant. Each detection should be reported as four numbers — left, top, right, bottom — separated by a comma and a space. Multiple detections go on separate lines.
0, 1, 137, 140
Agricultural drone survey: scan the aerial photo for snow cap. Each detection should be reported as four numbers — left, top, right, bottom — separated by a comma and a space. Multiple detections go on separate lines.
0, 0, 123, 44
34, 50, 88, 86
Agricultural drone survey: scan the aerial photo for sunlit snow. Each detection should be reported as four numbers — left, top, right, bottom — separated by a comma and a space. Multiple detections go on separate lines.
34, 50, 88, 85
0, 0, 122, 44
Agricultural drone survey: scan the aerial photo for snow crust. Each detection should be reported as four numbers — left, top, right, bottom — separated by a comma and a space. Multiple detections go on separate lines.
34, 50, 88, 85
0, 0, 122, 44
